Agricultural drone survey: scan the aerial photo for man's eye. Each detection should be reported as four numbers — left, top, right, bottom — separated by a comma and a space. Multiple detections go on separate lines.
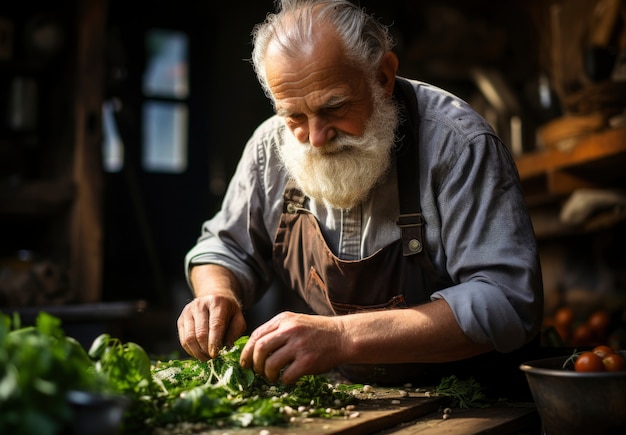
324, 104, 345, 115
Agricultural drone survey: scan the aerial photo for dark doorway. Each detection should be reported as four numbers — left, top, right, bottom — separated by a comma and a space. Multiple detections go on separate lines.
101, 1, 273, 309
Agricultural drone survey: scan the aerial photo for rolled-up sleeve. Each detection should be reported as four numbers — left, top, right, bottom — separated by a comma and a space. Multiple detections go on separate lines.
428, 130, 543, 353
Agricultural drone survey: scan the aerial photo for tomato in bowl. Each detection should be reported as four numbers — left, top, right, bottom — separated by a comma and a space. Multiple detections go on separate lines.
520, 350, 626, 435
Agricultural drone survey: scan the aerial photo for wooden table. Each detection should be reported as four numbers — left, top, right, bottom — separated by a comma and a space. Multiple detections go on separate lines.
378, 405, 540, 435
201, 387, 541, 435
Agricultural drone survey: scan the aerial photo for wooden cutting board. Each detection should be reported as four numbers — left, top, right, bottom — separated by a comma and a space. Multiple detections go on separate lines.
201, 387, 448, 434
379, 405, 539, 435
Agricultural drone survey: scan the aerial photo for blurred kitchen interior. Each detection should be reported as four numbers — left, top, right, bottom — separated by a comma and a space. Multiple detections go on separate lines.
1, 0, 625, 356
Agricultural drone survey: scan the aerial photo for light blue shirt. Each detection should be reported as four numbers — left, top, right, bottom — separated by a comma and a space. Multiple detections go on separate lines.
186, 78, 544, 353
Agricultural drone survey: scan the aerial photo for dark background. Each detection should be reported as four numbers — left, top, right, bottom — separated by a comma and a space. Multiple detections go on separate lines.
3, 0, 624, 355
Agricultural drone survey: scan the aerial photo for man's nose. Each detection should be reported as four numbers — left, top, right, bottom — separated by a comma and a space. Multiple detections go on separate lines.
308, 117, 336, 148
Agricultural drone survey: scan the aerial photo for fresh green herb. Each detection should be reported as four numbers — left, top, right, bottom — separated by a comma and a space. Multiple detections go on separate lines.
89, 333, 156, 396
433, 375, 491, 408
84, 331, 359, 433
562, 349, 581, 370
0, 312, 109, 435
2, 313, 359, 434
141, 336, 358, 432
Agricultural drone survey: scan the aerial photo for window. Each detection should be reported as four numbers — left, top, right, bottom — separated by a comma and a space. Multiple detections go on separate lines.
102, 28, 189, 173
142, 29, 189, 173
142, 101, 188, 172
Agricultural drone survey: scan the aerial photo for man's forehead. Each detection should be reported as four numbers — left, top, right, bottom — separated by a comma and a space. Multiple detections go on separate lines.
274, 89, 351, 115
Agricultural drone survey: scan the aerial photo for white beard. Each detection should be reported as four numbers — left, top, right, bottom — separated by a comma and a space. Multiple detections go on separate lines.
277, 85, 399, 210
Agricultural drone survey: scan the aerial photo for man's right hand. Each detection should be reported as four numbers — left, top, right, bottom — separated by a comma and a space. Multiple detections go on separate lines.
177, 265, 247, 360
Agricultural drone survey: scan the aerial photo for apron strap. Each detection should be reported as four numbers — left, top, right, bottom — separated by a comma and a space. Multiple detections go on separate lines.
283, 179, 306, 213
393, 78, 425, 257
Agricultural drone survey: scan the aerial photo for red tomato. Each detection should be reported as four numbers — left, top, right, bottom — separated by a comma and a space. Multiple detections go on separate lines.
602, 353, 626, 372
554, 306, 574, 329
574, 351, 605, 372
552, 307, 574, 342
572, 324, 594, 346
587, 310, 611, 338
592, 345, 614, 359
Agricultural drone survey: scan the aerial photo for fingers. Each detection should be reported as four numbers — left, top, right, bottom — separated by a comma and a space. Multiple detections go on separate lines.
240, 314, 301, 383
177, 304, 210, 360
225, 310, 247, 349
277, 358, 305, 385
207, 302, 247, 358
264, 348, 296, 383
177, 295, 246, 360
240, 313, 341, 384
242, 333, 308, 384
241, 330, 291, 383
239, 317, 279, 370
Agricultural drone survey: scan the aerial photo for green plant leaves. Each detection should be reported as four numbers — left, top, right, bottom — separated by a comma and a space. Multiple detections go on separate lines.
1, 313, 359, 434
0, 312, 107, 435
433, 375, 491, 408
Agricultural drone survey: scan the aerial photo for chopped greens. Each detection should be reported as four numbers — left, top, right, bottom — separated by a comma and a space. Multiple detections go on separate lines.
131, 336, 360, 432
0, 312, 109, 435
1, 313, 359, 434
432, 375, 491, 408
2, 312, 497, 434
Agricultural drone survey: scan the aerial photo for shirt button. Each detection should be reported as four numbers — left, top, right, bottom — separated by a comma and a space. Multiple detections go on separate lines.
408, 239, 422, 253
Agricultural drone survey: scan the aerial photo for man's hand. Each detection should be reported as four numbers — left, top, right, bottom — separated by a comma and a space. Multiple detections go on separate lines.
239, 300, 493, 384
177, 264, 247, 360
177, 293, 246, 359
239, 312, 344, 384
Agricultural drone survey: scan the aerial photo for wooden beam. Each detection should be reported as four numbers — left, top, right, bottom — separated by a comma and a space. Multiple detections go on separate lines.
70, 0, 107, 302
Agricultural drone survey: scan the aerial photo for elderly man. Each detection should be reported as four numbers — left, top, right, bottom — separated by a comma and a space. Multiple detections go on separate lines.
177, 0, 543, 393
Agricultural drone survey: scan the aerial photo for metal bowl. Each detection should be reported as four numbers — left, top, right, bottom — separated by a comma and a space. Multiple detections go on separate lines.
66, 390, 130, 435
520, 351, 626, 435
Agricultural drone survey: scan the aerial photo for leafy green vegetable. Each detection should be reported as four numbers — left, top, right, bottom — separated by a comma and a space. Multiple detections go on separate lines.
0, 312, 109, 435
3, 311, 507, 435
86, 331, 358, 433
2, 313, 360, 434
433, 375, 491, 408
143, 336, 358, 432
89, 334, 155, 395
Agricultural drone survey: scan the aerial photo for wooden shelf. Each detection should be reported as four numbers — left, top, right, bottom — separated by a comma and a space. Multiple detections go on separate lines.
515, 127, 626, 206
529, 202, 626, 240
515, 126, 626, 239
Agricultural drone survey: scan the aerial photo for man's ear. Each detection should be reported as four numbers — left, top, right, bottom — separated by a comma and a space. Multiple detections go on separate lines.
377, 51, 399, 96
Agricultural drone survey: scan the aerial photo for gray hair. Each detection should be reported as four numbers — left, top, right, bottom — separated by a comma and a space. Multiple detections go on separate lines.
251, 0, 396, 98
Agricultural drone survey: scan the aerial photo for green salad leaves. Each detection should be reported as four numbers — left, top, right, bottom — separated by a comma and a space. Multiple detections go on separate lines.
1, 313, 358, 434
126, 335, 359, 432
433, 375, 491, 408
0, 312, 108, 435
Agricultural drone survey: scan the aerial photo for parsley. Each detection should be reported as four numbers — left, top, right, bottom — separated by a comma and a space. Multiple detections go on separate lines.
1, 314, 359, 434
0, 312, 109, 435
433, 375, 491, 408
141, 336, 358, 432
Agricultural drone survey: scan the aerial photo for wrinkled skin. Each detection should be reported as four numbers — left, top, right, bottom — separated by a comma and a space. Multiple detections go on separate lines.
239, 311, 344, 384
178, 266, 246, 359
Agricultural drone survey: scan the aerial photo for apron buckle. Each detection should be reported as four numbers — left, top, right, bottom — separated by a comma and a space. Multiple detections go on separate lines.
397, 213, 425, 255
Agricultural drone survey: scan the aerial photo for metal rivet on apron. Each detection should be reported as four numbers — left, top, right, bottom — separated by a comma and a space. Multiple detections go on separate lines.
287, 203, 298, 214
408, 238, 422, 253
